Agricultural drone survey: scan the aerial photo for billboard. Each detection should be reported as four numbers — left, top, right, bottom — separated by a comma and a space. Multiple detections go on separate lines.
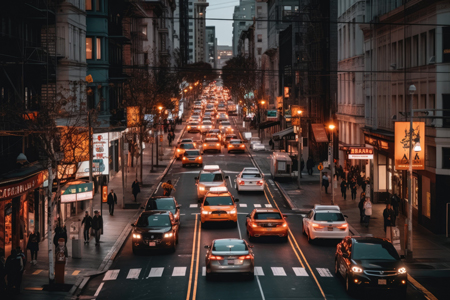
394, 122, 425, 170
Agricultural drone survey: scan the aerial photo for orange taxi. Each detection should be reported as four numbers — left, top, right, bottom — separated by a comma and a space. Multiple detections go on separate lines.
200, 187, 239, 228
202, 137, 221, 153
227, 139, 246, 153
245, 208, 288, 242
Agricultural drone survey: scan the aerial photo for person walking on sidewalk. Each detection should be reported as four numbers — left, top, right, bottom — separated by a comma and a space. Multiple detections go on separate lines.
306, 157, 314, 175
340, 178, 348, 200
53, 220, 67, 248
92, 210, 103, 246
26, 230, 39, 265
383, 204, 396, 232
363, 197, 372, 227
162, 180, 175, 196
168, 131, 175, 146
358, 193, 366, 223
132, 179, 140, 202
390, 193, 400, 217
81, 211, 92, 244
322, 173, 329, 194
350, 178, 357, 200
107, 189, 117, 216
269, 138, 274, 150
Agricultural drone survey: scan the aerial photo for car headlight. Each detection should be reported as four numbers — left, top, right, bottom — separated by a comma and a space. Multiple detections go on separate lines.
132, 234, 141, 239
351, 266, 363, 273
177, 149, 181, 152
398, 267, 406, 274
201, 210, 210, 215
164, 232, 173, 238
229, 209, 236, 214
199, 186, 205, 191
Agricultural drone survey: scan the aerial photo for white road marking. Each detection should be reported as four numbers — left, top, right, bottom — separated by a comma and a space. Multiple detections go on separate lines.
103, 269, 120, 281
293, 267, 309, 276
254, 267, 265, 276
268, 179, 274, 185
256, 275, 266, 300
172, 267, 187, 277
190, 204, 198, 208
202, 267, 206, 276
155, 182, 162, 194
236, 216, 242, 239
94, 282, 104, 297
264, 204, 273, 208
316, 268, 333, 277
207, 155, 213, 157
254, 204, 262, 208
173, 178, 180, 187
148, 268, 164, 278
239, 204, 247, 207
234, 184, 236, 189
228, 176, 232, 187
219, 155, 224, 156
126, 268, 141, 279
271, 267, 287, 276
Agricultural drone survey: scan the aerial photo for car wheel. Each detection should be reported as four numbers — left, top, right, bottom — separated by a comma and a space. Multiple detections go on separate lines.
205, 272, 213, 281
132, 247, 140, 255
201, 222, 206, 229
232, 221, 237, 228
237, 186, 241, 194
282, 236, 288, 243
307, 231, 313, 243
248, 272, 255, 280
302, 224, 306, 235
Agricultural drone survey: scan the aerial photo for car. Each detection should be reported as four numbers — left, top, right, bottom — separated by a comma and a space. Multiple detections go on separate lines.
236, 167, 264, 192
335, 237, 407, 296
302, 205, 349, 243
206, 129, 222, 141
251, 143, 266, 151
245, 208, 288, 242
176, 142, 196, 159
187, 121, 201, 133
200, 187, 239, 227
131, 211, 179, 254
195, 165, 228, 200
144, 196, 181, 225
227, 139, 246, 153
200, 120, 214, 133
219, 121, 232, 132
222, 134, 238, 147
182, 149, 203, 167
204, 238, 254, 280
216, 113, 228, 122
202, 137, 221, 153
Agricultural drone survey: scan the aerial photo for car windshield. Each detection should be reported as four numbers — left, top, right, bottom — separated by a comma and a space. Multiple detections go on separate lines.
242, 173, 261, 178
180, 144, 194, 149
181, 139, 192, 143
204, 196, 234, 206
146, 199, 175, 212
231, 140, 242, 144
254, 213, 282, 220
199, 173, 223, 182
352, 243, 400, 261
213, 240, 247, 251
185, 150, 200, 156
314, 212, 345, 222
226, 136, 237, 140
206, 138, 218, 142
136, 215, 171, 227
222, 122, 231, 126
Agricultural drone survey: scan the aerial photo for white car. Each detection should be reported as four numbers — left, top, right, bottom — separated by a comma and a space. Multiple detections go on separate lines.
200, 121, 213, 133
302, 205, 349, 243
236, 167, 264, 193
252, 143, 265, 151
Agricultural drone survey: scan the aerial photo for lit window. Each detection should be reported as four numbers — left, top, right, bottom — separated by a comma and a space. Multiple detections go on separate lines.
86, 0, 92, 10
96, 38, 101, 59
86, 37, 93, 59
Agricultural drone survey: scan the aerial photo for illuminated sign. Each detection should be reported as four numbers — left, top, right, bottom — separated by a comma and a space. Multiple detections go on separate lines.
61, 181, 94, 203
348, 147, 374, 159
394, 122, 425, 170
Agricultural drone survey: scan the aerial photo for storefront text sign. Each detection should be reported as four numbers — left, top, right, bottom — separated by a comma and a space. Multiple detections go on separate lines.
311, 124, 329, 143
93, 133, 110, 175
0, 172, 44, 200
394, 122, 425, 170
61, 182, 94, 203
348, 147, 374, 159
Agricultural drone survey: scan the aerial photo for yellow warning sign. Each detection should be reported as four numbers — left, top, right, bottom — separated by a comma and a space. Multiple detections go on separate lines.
318, 163, 323, 171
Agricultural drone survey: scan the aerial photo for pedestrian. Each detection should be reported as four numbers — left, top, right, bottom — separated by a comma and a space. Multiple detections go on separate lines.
15, 247, 25, 291
132, 179, 140, 202
358, 193, 366, 223
350, 178, 357, 200
162, 180, 175, 196
300, 159, 305, 175
107, 189, 117, 216
5, 249, 22, 294
306, 157, 314, 175
391, 193, 400, 217
0, 248, 6, 293
363, 197, 372, 227
383, 203, 396, 232
26, 230, 39, 265
361, 178, 367, 192
269, 138, 274, 150
81, 211, 92, 244
338, 165, 344, 181
322, 173, 329, 194
92, 210, 103, 246
340, 178, 348, 200
53, 220, 67, 248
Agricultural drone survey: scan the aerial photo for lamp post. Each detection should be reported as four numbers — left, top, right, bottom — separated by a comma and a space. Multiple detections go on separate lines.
329, 124, 336, 205
295, 109, 303, 188
407, 84, 416, 260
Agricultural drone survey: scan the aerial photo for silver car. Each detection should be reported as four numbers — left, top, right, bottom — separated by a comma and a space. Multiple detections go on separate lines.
204, 239, 254, 280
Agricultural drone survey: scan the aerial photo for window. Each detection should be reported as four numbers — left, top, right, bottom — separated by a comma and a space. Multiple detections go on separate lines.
257, 22, 263, 29
443, 27, 450, 63
141, 25, 147, 36
442, 148, 450, 169
86, 37, 92, 59
86, 0, 92, 10
283, 6, 291, 16
95, 0, 100, 11
398, 40, 403, 68
257, 6, 262, 15
412, 35, 418, 67
257, 34, 262, 42
443, 94, 450, 128
257, 48, 262, 55
429, 29, 435, 62
420, 33, 427, 65
96, 38, 101, 59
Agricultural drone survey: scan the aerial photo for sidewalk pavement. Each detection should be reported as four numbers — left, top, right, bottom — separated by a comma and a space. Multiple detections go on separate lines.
17, 123, 186, 299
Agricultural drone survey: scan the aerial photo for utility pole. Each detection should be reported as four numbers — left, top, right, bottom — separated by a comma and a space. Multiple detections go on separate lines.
407, 84, 416, 260
88, 110, 93, 216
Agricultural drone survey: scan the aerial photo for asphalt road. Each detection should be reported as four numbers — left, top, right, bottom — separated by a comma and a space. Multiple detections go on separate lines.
79, 120, 429, 300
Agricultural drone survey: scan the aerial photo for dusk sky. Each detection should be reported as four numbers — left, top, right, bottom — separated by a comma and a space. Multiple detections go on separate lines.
205, 0, 240, 46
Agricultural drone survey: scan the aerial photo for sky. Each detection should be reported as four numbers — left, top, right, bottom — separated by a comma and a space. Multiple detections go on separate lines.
205, 0, 240, 46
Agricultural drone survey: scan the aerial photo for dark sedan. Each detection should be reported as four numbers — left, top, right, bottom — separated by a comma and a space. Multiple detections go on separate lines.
335, 236, 407, 297
131, 211, 179, 254
144, 196, 181, 225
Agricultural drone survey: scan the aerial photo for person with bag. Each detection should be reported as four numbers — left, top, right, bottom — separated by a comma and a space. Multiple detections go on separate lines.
358, 193, 366, 223
363, 197, 372, 227
107, 189, 117, 216
27, 230, 39, 265
322, 173, 329, 194
81, 211, 93, 244
383, 203, 396, 232
92, 210, 103, 246
306, 157, 314, 175
132, 179, 140, 202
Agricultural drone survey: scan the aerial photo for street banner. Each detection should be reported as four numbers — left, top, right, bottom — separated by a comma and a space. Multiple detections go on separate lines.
394, 122, 425, 170
127, 106, 141, 128
311, 124, 329, 143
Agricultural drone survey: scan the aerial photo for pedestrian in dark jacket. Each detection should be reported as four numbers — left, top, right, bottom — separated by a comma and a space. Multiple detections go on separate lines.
322, 174, 329, 194
0, 248, 6, 293
306, 157, 314, 175
350, 178, 357, 200
383, 204, 396, 232
53, 221, 67, 248
340, 179, 348, 200
269, 138, 274, 150
5, 249, 22, 294
391, 194, 400, 216
92, 211, 103, 245
81, 211, 92, 244
26, 230, 39, 265
132, 179, 140, 202
358, 193, 366, 223
107, 189, 117, 216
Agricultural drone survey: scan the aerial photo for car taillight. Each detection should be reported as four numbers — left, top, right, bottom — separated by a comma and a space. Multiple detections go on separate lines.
312, 223, 324, 229
337, 223, 348, 230
238, 255, 252, 260
238, 180, 245, 185
182, 157, 186, 160
256, 180, 264, 186
210, 255, 223, 260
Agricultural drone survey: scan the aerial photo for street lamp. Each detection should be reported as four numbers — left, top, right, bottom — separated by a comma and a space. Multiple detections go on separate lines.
328, 124, 336, 205
295, 110, 303, 188
407, 84, 416, 260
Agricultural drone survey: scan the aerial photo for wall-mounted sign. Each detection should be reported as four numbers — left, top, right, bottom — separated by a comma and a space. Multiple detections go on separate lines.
0, 172, 45, 201
267, 110, 278, 121
311, 124, 329, 143
348, 147, 374, 159
61, 181, 93, 203
93, 133, 109, 175
394, 122, 425, 170
102, 185, 108, 203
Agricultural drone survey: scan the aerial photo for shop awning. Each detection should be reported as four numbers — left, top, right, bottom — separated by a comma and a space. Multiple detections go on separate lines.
258, 120, 280, 129
61, 180, 94, 203
272, 127, 294, 140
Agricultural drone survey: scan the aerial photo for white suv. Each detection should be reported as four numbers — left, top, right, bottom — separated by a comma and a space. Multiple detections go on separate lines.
302, 205, 349, 243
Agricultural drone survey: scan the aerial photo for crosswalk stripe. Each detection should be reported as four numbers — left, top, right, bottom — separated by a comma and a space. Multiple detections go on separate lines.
190, 204, 198, 208
254, 267, 264, 276
271, 267, 287, 276
32, 270, 43, 275
126, 268, 141, 279
316, 268, 333, 277
103, 270, 120, 281
72, 270, 81, 276
265, 204, 272, 208
202, 266, 206, 276
293, 267, 308, 276
94, 282, 104, 297
254, 204, 262, 208
148, 267, 164, 277
172, 267, 187, 276
239, 203, 247, 207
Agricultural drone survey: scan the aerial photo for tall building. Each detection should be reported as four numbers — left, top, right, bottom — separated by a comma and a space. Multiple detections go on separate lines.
194, 0, 209, 62
175, 0, 189, 65
254, 0, 268, 69
206, 26, 217, 68
232, 0, 255, 56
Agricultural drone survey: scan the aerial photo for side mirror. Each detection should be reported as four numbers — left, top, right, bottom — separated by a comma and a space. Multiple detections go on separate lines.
234, 198, 239, 202
344, 215, 348, 218
225, 175, 229, 179
131, 223, 135, 227
248, 244, 254, 248
204, 245, 210, 249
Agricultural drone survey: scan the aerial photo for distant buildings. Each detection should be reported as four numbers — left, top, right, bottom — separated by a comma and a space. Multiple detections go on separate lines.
217, 45, 233, 69
232, 0, 255, 56
206, 26, 218, 69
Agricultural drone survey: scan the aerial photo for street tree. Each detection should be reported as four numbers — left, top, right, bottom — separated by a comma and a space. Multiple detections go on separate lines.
222, 55, 258, 106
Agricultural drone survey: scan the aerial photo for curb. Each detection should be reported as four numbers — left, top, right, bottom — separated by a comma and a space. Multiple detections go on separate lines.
273, 181, 302, 211
69, 125, 186, 298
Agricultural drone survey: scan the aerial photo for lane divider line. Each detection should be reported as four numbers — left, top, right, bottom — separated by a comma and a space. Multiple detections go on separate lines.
94, 282, 104, 297
186, 214, 198, 300
256, 275, 266, 300
407, 274, 438, 300
237, 214, 243, 239
192, 216, 202, 300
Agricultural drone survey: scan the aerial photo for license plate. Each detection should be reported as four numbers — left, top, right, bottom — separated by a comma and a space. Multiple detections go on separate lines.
228, 260, 235, 265
209, 144, 215, 146
266, 228, 272, 231
378, 279, 387, 285
149, 242, 156, 246
328, 227, 333, 231
248, 182, 253, 184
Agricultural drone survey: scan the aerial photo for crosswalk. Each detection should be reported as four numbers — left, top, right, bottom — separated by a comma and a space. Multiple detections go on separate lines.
188, 203, 272, 209
101, 266, 335, 281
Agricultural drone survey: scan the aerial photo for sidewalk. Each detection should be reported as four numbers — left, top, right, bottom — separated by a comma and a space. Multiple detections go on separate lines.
17, 123, 186, 299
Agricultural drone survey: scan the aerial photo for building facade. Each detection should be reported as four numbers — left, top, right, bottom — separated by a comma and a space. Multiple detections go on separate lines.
217, 45, 233, 70
206, 26, 217, 68
232, 0, 255, 56
194, 0, 209, 63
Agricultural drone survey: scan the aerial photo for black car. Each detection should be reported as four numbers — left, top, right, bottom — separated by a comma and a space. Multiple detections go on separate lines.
144, 196, 181, 225
335, 237, 407, 297
131, 211, 179, 254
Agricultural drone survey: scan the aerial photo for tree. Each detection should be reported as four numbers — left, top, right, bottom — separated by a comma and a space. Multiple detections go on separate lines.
178, 62, 216, 85
222, 55, 258, 104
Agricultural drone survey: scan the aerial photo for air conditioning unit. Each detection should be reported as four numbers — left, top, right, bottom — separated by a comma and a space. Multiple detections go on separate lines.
429, 56, 435, 64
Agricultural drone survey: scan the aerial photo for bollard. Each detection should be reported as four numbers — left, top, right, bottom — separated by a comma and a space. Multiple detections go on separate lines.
55, 238, 67, 284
